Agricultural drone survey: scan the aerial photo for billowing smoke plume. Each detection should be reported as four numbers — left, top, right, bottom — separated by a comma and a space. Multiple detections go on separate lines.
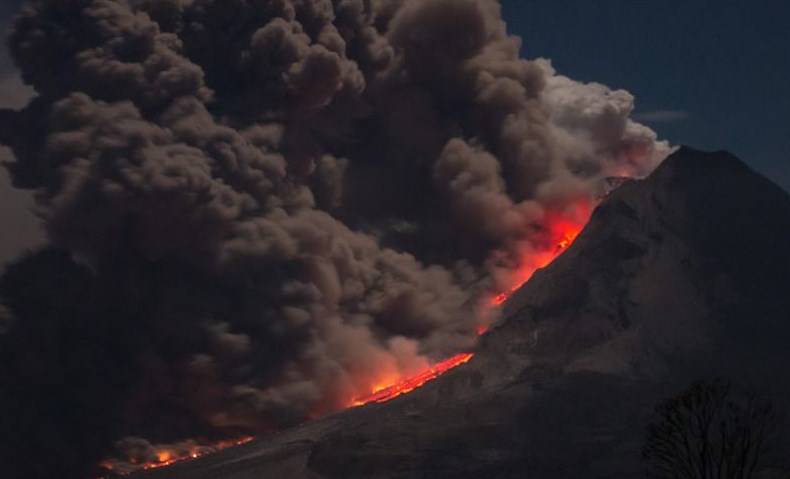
0, 0, 669, 476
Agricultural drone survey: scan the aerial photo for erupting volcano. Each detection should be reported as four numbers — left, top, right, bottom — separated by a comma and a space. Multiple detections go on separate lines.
2, 0, 789, 476
84, 148, 790, 479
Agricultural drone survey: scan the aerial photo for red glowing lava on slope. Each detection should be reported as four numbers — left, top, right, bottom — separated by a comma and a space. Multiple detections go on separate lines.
489, 226, 583, 307
98, 437, 254, 476
487, 203, 591, 308
350, 353, 475, 406
350, 205, 588, 407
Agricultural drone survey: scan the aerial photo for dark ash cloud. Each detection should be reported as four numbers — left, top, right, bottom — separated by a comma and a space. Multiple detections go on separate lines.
0, 0, 669, 476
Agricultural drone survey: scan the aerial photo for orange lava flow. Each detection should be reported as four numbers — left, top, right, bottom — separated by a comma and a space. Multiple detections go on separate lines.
98, 437, 254, 477
489, 217, 585, 308
351, 352, 475, 407
349, 205, 589, 409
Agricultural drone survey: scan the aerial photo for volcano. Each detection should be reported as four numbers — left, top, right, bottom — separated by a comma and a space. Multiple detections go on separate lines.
115, 147, 790, 479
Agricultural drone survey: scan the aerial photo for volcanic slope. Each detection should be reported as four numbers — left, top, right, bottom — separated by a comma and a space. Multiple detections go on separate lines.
131, 147, 790, 479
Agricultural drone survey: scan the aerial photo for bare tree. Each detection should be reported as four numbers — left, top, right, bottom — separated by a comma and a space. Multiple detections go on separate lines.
642, 379, 777, 479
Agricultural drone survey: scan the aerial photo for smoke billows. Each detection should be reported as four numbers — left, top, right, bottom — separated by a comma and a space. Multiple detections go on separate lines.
0, 0, 669, 476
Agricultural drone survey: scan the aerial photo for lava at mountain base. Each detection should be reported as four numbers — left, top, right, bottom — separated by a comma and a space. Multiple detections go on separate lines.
98, 437, 254, 477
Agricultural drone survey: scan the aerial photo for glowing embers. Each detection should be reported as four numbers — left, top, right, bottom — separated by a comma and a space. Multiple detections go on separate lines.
98, 437, 254, 476
351, 352, 474, 407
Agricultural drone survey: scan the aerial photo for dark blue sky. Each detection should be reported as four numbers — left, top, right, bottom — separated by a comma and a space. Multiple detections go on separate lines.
501, 0, 790, 191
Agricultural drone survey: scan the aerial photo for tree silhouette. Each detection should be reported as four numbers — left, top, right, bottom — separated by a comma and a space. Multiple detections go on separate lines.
642, 379, 777, 479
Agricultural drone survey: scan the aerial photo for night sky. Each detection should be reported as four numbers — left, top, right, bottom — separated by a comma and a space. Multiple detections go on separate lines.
1, 0, 788, 266
501, 0, 790, 189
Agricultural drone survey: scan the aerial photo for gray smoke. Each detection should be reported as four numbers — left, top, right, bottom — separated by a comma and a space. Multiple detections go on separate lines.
0, 0, 669, 475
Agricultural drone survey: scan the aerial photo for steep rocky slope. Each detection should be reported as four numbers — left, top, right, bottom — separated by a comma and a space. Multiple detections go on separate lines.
132, 147, 790, 479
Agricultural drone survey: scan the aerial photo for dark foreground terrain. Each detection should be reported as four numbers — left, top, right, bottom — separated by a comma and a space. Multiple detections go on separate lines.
132, 147, 790, 479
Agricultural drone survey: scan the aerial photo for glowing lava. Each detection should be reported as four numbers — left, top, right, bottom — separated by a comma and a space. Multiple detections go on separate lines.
350, 205, 589, 408
489, 211, 587, 307
351, 352, 475, 406
98, 437, 254, 477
